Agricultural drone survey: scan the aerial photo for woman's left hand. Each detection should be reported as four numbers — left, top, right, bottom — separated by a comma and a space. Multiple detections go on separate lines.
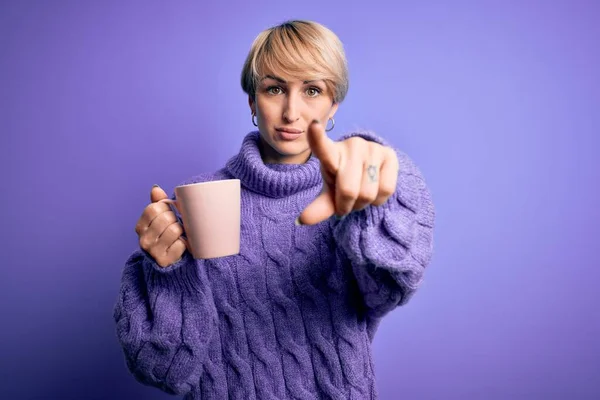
297, 120, 399, 226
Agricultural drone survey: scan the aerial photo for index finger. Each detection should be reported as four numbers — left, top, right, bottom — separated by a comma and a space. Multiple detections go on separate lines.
307, 120, 339, 172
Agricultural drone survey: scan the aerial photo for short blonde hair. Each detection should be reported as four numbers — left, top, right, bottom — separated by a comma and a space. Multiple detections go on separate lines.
241, 20, 349, 103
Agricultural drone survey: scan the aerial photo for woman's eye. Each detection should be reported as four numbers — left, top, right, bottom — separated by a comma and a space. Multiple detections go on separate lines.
306, 87, 321, 97
267, 86, 283, 95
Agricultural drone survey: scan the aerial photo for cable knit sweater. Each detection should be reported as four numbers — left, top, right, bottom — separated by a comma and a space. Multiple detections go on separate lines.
113, 130, 435, 399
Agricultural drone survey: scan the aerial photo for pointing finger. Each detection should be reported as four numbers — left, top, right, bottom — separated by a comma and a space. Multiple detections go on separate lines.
307, 120, 339, 173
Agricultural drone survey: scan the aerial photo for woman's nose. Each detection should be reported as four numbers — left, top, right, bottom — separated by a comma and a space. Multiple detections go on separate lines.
282, 95, 300, 123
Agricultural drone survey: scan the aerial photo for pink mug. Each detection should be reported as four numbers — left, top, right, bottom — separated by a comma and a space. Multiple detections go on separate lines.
160, 179, 241, 259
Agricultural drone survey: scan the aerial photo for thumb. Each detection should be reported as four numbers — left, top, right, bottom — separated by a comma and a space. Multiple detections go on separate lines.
150, 184, 169, 203
296, 185, 336, 226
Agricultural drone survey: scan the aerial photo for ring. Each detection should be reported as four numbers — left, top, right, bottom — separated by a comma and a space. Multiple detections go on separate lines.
367, 164, 378, 183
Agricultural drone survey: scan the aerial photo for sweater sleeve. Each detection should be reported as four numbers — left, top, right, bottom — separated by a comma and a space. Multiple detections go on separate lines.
113, 232, 217, 395
331, 130, 436, 319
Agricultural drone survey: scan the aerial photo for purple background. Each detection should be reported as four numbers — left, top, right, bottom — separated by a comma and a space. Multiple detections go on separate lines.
2, 0, 598, 399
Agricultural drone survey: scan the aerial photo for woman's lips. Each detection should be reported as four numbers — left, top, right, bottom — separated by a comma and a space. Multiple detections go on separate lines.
276, 127, 303, 133
276, 128, 303, 140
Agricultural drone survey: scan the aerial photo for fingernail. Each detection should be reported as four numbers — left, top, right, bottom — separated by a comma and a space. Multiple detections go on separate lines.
152, 184, 160, 188
294, 217, 303, 226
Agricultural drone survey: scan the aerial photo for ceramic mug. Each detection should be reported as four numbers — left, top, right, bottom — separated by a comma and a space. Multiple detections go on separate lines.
160, 179, 241, 259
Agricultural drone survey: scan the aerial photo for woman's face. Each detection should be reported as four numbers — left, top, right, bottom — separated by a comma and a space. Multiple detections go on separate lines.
249, 74, 338, 164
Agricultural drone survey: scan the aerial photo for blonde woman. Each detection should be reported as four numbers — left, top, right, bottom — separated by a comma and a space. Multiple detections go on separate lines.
114, 20, 435, 399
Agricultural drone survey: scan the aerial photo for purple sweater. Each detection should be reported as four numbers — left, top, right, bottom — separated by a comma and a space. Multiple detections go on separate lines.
113, 130, 435, 399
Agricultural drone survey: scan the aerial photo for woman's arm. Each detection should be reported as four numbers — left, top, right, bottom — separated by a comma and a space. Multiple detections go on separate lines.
331, 131, 436, 320
113, 246, 217, 395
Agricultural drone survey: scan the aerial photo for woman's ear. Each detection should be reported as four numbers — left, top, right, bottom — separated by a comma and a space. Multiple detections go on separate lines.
329, 102, 339, 119
248, 95, 256, 115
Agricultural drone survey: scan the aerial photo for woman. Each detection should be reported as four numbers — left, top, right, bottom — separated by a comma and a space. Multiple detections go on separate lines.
114, 20, 435, 399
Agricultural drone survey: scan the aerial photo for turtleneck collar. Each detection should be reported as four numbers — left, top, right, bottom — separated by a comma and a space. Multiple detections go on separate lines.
225, 131, 323, 198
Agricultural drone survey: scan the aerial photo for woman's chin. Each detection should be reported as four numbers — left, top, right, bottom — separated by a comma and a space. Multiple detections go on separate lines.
259, 133, 310, 162
271, 136, 306, 152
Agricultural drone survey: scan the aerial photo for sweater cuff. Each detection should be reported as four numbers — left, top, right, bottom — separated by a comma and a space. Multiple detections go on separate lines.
141, 248, 195, 274
331, 172, 433, 260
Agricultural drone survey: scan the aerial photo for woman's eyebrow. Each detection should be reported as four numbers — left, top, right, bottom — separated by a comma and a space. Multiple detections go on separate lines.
262, 75, 321, 84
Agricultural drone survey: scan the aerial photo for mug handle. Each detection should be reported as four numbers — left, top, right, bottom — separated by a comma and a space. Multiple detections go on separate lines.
158, 197, 182, 216
158, 198, 188, 238
158, 198, 178, 210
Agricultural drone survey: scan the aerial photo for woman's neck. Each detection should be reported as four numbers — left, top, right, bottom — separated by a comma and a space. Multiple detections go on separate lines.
225, 131, 322, 198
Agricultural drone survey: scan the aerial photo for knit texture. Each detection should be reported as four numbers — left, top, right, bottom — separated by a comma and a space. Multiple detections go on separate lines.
113, 130, 435, 399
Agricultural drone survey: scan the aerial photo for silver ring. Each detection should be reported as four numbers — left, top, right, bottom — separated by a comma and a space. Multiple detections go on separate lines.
367, 164, 378, 183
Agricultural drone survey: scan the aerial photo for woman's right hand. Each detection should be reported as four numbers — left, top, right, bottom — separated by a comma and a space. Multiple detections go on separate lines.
135, 185, 188, 268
